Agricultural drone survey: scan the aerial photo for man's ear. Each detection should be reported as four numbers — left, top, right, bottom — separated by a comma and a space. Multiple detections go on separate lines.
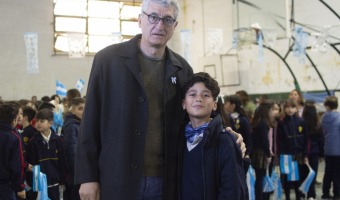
138, 14, 142, 28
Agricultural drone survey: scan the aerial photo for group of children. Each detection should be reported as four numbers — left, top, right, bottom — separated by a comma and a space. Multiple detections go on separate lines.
1, 72, 339, 200
0, 89, 85, 200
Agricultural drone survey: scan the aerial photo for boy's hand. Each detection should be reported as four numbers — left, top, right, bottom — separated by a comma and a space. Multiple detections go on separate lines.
17, 190, 26, 199
80, 182, 100, 200
225, 127, 246, 158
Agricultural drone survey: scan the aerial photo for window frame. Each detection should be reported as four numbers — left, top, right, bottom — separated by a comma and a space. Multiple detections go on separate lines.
53, 0, 142, 56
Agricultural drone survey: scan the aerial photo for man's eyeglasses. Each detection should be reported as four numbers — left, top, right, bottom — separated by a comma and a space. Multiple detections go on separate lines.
143, 11, 176, 27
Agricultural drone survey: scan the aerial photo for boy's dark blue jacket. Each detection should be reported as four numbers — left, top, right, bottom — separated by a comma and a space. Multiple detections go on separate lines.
0, 123, 25, 192
277, 115, 309, 156
177, 115, 247, 200
27, 131, 66, 186
62, 112, 81, 185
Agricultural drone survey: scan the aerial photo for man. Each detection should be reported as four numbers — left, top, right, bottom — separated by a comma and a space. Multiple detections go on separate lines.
75, 0, 244, 200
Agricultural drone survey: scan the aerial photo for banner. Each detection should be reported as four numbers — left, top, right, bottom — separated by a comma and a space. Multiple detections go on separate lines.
24, 32, 39, 74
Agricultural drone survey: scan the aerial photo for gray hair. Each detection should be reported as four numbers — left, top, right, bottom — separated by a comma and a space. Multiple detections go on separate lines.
142, 0, 179, 19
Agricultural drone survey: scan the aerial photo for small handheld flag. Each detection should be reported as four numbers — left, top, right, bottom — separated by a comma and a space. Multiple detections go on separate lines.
56, 80, 67, 97
75, 79, 85, 92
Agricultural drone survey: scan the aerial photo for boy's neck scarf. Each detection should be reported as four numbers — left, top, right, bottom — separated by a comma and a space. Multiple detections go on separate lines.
185, 122, 210, 143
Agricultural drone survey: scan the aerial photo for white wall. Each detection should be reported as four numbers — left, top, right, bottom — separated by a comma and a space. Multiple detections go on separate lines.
171, 0, 340, 97
1, 0, 339, 101
0, 0, 93, 100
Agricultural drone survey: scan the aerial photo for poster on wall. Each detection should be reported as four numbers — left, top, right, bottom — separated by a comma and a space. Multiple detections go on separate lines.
24, 32, 39, 74
67, 33, 86, 58
180, 29, 191, 63
206, 29, 223, 56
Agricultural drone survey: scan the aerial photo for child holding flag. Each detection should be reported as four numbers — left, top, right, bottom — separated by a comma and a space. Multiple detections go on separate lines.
277, 99, 309, 200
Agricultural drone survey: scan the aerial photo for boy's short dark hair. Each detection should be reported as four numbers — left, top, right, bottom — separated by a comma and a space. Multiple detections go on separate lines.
324, 96, 338, 110
36, 109, 54, 121
71, 97, 86, 107
38, 102, 55, 111
23, 106, 37, 122
183, 72, 220, 100
67, 89, 81, 102
0, 103, 20, 125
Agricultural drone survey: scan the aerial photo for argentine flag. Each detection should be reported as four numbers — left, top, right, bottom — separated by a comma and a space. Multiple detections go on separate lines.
32, 165, 50, 200
280, 154, 293, 174
56, 80, 67, 97
299, 164, 316, 194
288, 161, 299, 181
75, 79, 85, 92
247, 165, 255, 200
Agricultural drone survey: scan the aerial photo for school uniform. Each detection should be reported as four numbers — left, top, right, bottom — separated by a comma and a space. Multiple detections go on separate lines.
27, 131, 65, 200
250, 120, 271, 200
277, 115, 309, 200
0, 123, 25, 200
178, 115, 247, 200
62, 112, 81, 200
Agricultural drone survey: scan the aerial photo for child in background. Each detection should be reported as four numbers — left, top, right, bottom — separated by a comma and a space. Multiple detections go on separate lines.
21, 106, 37, 199
302, 101, 324, 200
224, 95, 252, 172
21, 106, 37, 151
50, 94, 63, 135
63, 97, 86, 200
250, 100, 274, 200
277, 99, 309, 200
178, 72, 246, 200
27, 109, 65, 200
289, 89, 305, 117
0, 103, 26, 200
321, 96, 340, 200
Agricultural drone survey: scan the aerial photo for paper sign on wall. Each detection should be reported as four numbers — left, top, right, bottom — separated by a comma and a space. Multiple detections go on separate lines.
24, 32, 39, 74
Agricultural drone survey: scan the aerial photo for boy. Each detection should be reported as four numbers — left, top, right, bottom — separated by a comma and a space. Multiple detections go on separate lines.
0, 103, 26, 199
27, 109, 65, 200
21, 106, 37, 199
63, 97, 85, 200
321, 96, 340, 200
178, 72, 246, 200
21, 106, 37, 151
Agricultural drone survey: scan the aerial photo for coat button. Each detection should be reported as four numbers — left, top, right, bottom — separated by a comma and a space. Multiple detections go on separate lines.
131, 163, 138, 169
135, 129, 142, 135
137, 97, 145, 103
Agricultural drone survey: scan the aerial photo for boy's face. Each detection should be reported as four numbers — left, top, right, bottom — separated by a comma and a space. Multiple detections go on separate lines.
285, 106, 297, 116
71, 103, 85, 120
182, 82, 217, 121
35, 119, 53, 133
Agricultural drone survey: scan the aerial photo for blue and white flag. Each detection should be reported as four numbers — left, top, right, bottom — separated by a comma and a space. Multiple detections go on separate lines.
32, 165, 40, 192
32, 165, 50, 200
75, 79, 85, 92
288, 161, 299, 181
56, 80, 67, 97
263, 169, 275, 193
271, 168, 283, 200
246, 165, 256, 200
280, 154, 293, 174
299, 164, 316, 194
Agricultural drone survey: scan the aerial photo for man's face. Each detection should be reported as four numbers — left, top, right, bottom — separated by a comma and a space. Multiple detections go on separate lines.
139, 2, 177, 49
71, 103, 85, 120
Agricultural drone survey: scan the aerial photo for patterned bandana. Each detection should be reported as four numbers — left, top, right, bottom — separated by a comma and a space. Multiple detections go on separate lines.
184, 121, 210, 143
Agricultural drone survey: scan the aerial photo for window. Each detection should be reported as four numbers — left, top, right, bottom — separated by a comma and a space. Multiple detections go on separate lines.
53, 0, 142, 55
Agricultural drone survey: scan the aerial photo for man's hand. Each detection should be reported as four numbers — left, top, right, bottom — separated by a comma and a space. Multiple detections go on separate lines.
225, 127, 246, 158
17, 190, 26, 199
80, 182, 100, 200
